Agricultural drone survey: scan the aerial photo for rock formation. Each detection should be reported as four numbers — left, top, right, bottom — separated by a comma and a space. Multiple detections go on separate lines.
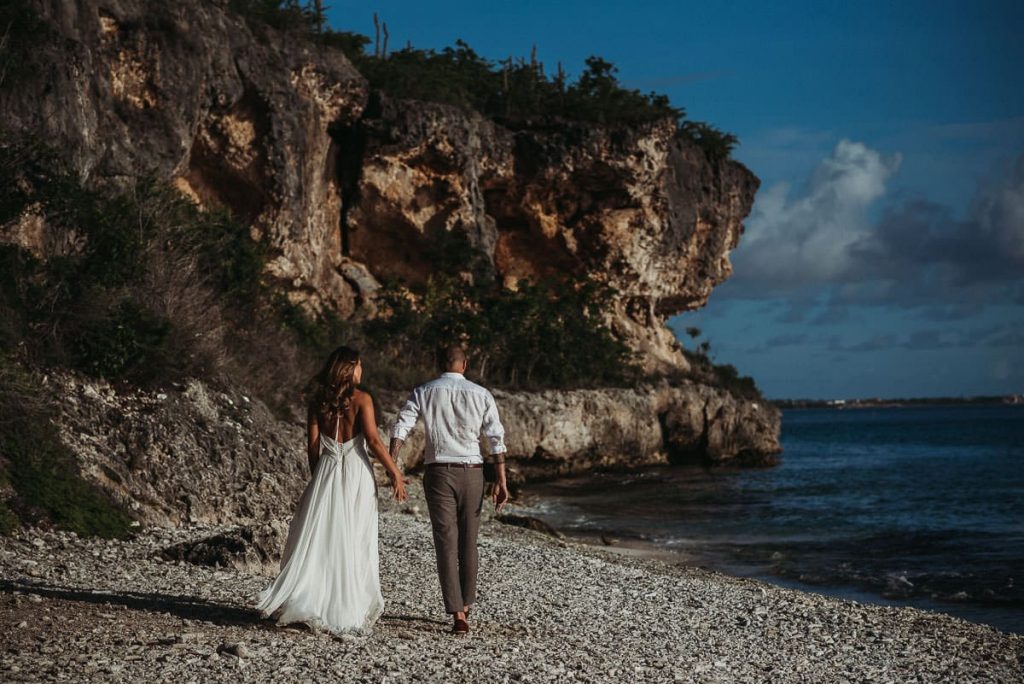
2, 0, 371, 316
347, 97, 759, 371
380, 382, 780, 481
2, 0, 779, 518
45, 369, 779, 526
4, 0, 758, 373
46, 370, 308, 527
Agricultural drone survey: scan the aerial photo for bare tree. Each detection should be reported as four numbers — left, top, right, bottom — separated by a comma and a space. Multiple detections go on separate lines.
312, 0, 325, 33
373, 12, 380, 57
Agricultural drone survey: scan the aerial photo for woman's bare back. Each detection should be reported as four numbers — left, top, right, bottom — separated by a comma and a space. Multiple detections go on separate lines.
316, 390, 367, 443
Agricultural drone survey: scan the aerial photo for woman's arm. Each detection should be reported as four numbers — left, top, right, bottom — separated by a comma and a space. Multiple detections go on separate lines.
356, 392, 408, 502
306, 404, 320, 475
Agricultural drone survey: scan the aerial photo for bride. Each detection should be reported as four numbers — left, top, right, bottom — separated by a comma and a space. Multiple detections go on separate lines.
255, 345, 408, 635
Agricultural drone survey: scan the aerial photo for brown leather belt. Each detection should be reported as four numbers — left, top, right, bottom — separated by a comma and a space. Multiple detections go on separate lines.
427, 462, 483, 469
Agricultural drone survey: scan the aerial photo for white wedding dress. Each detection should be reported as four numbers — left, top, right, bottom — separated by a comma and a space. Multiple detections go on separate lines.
255, 429, 384, 635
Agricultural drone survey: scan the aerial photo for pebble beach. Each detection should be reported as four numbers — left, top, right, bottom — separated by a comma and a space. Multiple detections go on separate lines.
2, 480, 1021, 683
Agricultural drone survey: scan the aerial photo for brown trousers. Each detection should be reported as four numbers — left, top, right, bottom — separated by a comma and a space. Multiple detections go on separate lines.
422, 465, 485, 614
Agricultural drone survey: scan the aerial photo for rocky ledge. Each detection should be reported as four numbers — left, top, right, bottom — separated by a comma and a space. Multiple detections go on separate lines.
43, 369, 779, 526
1, 481, 1020, 683
380, 381, 781, 481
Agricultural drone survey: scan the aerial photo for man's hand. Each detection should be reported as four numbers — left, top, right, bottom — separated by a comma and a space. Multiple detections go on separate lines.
492, 480, 509, 512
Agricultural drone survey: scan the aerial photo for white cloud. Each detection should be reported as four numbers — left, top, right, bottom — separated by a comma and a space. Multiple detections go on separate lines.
725, 141, 1024, 311
732, 140, 902, 286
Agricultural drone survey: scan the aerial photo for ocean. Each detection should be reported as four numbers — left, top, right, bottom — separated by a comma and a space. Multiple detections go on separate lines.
519, 404, 1024, 634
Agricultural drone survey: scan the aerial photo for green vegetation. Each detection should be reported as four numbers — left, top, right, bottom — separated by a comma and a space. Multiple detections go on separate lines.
271, 229, 639, 390
0, 353, 134, 538
681, 328, 763, 400
227, 1, 739, 161
362, 231, 637, 389
0, 134, 270, 388
228, 0, 323, 33
367, 276, 637, 390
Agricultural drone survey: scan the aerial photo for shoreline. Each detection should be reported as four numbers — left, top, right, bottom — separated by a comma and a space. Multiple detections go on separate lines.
512, 482, 1024, 638
541, 525, 1024, 637
2, 480, 1021, 682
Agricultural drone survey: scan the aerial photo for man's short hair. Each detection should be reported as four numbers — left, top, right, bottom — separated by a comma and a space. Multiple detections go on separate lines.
437, 344, 468, 371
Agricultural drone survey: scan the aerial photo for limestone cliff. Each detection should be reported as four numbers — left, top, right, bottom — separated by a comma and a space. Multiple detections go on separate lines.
346, 96, 759, 372
2, 0, 371, 316
2, 0, 780, 491
380, 382, 781, 480
4, 0, 758, 373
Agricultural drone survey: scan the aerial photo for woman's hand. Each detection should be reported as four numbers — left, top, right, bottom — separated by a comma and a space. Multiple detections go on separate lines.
388, 470, 408, 502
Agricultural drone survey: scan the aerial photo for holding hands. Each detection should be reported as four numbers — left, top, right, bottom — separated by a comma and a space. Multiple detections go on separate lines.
388, 469, 408, 502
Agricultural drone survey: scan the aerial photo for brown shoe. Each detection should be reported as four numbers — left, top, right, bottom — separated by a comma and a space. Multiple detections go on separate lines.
452, 617, 469, 635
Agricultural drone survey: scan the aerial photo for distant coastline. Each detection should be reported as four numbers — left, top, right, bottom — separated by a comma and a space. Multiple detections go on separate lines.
770, 394, 1024, 409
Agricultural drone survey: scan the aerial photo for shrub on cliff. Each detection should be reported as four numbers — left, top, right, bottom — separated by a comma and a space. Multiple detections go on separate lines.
362, 232, 639, 389
0, 134, 303, 409
680, 348, 763, 401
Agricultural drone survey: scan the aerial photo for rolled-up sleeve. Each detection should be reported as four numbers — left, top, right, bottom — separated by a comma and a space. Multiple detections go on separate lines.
391, 390, 421, 441
481, 391, 506, 454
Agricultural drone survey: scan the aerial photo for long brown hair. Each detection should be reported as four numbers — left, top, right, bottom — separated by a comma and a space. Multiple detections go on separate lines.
309, 345, 360, 426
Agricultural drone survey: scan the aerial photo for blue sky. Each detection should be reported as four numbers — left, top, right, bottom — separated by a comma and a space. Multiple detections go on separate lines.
326, 0, 1024, 400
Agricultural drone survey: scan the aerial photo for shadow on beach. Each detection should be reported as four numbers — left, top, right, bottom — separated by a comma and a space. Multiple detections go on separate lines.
1, 578, 271, 630
1, 578, 453, 637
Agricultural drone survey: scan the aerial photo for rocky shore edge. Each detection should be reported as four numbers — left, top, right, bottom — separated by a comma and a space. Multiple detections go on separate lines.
40, 369, 779, 530
2, 480, 1021, 683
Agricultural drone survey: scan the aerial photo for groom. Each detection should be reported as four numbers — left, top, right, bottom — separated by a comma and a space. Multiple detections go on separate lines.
389, 344, 510, 635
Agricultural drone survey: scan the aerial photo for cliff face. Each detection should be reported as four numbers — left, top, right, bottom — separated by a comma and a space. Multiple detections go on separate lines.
2, 0, 371, 316
4, 0, 759, 373
346, 98, 759, 371
3, 0, 779, 492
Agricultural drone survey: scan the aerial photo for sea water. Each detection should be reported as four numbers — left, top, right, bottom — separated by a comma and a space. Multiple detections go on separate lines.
521, 404, 1024, 634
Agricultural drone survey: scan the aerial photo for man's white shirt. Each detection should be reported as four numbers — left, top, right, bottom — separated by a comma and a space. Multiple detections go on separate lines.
390, 372, 507, 464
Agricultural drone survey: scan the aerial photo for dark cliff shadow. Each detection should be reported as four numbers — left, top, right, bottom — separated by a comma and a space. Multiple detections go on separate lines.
0, 578, 271, 630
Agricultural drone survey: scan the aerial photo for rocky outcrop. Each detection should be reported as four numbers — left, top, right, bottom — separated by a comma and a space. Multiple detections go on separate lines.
380, 382, 780, 482
42, 370, 778, 525
159, 522, 288, 575
4, 0, 758, 372
346, 97, 759, 372
2, 0, 371, 317
46, 370, 309, 527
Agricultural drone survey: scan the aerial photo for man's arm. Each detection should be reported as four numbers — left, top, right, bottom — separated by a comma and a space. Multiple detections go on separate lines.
389, 389, 421, 462
482, 392, 509, 511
